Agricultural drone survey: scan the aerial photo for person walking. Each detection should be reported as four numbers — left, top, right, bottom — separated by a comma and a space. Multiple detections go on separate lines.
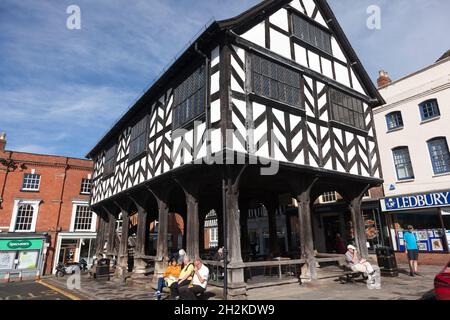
404, 225, 420, 277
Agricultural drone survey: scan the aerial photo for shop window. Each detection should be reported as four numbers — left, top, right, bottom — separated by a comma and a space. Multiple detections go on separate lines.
419, 99, 440, 121
292, 14, 332, 54
80, 178, 92, 195
129, 116, 148, 161
392, 147, 415, 180
72, 204, 96, 232
252, 54, 301, 107
385, 111, 403, 131
330, 89, 366, 130
427, 137, 450, 175
22, 173, 41, 192
172, 65, 206, 129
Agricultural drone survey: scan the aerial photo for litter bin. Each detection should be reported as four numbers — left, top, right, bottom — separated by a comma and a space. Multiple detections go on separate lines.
376, 247, 398, 277
94, 258, 110, 280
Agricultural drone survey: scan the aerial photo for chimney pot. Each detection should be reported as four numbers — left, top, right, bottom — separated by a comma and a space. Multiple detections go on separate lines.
377, 70, 392, 88
0, 132, 6, 152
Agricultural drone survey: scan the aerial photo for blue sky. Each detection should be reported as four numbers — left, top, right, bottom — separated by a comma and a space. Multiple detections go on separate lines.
1, 0, 449, 159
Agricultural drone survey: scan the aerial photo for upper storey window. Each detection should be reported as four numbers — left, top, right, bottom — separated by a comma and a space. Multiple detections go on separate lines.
103, 144, 116, 177
427, 137, 450, 175
22, 173, 41, 192
385, 111, 403, 131
252, 55, 301, 107
172, 65, 206, 129
129, 116, 148, 160
329, 89, 366, 130
292, 14, 332, 55
419, 99, 440, 121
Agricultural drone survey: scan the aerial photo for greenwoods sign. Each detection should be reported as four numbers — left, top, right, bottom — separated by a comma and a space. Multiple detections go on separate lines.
0, 239, 43, 251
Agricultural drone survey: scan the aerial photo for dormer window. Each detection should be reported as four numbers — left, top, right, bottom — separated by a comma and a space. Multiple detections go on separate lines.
386, 111, 403, 131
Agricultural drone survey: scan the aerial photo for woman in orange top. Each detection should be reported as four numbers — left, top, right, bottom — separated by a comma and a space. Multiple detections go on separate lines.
155, 257, 181, 300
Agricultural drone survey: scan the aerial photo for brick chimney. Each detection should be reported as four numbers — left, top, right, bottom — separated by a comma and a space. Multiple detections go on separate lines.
377, 70, 392, 88
0, 132, 6, 152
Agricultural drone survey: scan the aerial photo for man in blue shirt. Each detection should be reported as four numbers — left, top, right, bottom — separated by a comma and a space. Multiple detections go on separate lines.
403, 225, 419, 277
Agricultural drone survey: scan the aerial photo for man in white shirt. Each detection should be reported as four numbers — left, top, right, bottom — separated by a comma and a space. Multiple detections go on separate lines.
179, 258, 209, 300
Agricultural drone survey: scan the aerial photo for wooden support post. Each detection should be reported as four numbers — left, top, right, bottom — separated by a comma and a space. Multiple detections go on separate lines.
175, 178, 200, 259
292, 177, 319, 281
224, 166, 247, 300
95, 209, 107, 259
102, 206, 117, 261
186, 192, 200, 259
148, 187, 169, 283
114, 201, 130, 279
347, 185, 371, 259
129, 193, 150, 274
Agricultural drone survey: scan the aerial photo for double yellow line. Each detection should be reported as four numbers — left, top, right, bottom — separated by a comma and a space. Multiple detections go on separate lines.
36, 280, 82, 300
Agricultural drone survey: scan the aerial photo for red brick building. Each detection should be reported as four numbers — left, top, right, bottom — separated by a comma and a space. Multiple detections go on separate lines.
0, 133, 94, 279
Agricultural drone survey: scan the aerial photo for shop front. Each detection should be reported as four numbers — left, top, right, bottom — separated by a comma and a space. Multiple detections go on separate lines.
0, 234, 46, 281
381, 190, 450, 265
52, 232, 97, 274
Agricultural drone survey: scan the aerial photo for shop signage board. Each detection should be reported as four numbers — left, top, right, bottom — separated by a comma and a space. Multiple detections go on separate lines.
0, 239, 43, 251
381, 191, 450, 212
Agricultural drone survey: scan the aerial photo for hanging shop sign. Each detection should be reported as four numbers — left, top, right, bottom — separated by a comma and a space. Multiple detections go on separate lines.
381, 191, 450, 212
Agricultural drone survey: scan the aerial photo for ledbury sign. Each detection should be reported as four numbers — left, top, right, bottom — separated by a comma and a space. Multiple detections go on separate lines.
381, 191, 450, 212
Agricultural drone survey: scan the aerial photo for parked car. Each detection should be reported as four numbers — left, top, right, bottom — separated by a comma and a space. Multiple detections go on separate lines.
434, 260, 450, 300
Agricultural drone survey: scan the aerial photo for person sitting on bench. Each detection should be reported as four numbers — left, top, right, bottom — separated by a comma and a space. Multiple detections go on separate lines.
179, 258, 209, 300
155, 256, 181, 300
345, 245, 375, 277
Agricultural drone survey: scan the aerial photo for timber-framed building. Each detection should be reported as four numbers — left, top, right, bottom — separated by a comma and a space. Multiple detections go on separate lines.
87, 0, 384, 299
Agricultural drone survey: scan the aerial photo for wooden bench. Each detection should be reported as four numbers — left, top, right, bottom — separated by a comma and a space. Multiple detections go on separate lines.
338, 266, 368, 284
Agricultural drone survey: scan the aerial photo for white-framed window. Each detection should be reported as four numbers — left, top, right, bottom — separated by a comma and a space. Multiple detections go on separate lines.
80, 178, 92, 195
9, 199, 41, 232
22, 173, 41, 192
321, 191, 337, 203
209, 227, 218, 248
70, 201, 97, 232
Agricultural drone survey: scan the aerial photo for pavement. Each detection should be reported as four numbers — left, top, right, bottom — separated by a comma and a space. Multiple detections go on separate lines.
0, 264, 440, 300
247, 264, 440, 300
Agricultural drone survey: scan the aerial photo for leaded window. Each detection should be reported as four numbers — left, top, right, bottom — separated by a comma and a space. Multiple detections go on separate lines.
80, 178, 92, 194
15, 204, 35, 231
103, 145, 116, 177
427, 137, 450, 175
330, 89, 366, 130
252, 55, 301, 107
129, 116, 148, 160
392, 147, 414, 180
292, 14, 332, 54
22, 173, 41, 191
172, 66, 206, 129
386, 111, 403, 131
74, 205, 94, 231
419, 99, 440, 121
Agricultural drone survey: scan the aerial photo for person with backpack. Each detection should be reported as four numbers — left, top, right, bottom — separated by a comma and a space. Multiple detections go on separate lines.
169, 255, 194, 299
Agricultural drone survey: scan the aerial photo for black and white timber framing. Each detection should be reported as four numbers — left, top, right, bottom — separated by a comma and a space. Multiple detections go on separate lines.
87, 0, 384, 299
